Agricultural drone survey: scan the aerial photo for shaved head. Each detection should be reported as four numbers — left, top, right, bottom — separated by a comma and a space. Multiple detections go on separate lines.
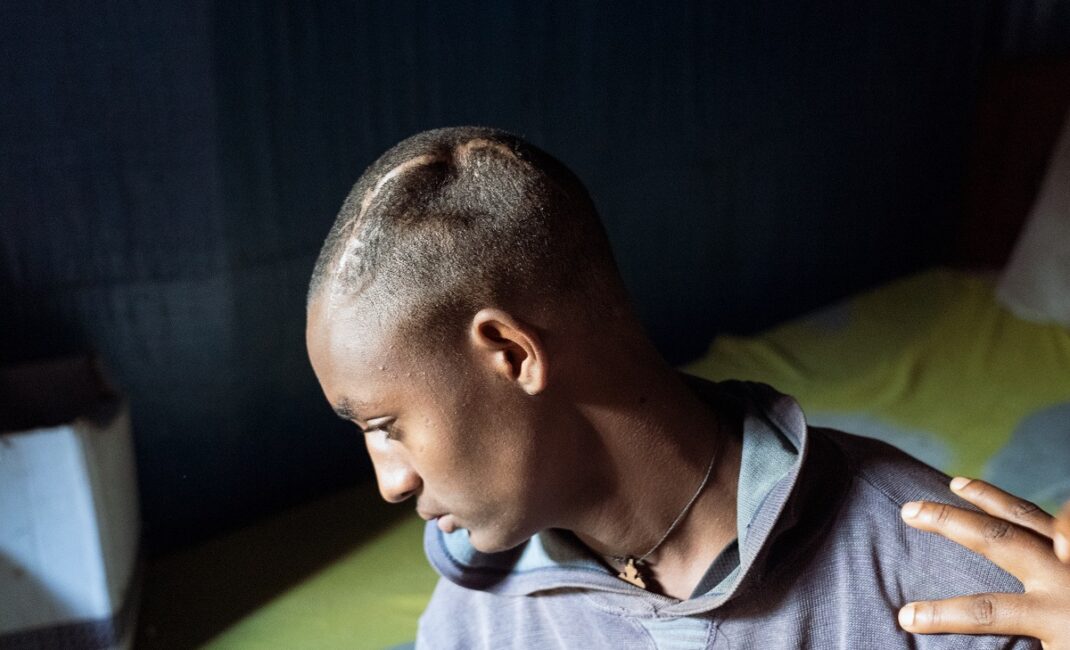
308, 126, 630, 344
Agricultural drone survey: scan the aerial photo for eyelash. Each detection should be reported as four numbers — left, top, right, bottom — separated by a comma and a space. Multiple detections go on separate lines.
364, 421, 399, 441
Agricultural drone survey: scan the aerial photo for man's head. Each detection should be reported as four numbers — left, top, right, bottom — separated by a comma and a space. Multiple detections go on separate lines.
306, 127, 633, 552
306, 126, 624, 344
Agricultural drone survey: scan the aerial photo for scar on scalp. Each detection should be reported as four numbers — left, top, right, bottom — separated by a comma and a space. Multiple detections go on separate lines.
454, 138, 518, 164
329, 139, 522, 294
332, 141, 516, 278
331, 153, 445, 283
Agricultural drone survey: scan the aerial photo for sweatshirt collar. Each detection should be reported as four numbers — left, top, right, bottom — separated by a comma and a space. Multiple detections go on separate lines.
424, 380, 817, 617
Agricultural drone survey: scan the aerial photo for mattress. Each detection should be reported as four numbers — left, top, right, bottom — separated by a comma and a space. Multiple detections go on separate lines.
137, 485, 437, 650
686, 268, 1070, 513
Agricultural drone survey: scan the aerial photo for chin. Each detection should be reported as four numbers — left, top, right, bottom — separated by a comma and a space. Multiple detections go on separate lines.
466, 525, 533, 554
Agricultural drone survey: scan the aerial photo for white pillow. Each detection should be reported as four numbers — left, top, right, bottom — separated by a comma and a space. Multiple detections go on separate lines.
997, 105, 1070, 327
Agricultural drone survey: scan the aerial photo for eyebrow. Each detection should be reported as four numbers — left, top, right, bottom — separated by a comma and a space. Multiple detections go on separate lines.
333, 398, 362, 423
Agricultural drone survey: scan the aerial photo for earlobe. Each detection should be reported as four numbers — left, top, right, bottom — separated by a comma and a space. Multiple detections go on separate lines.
469, 308, 548, 395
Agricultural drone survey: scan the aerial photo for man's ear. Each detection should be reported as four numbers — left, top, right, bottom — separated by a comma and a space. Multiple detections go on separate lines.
468, 308, 547, 395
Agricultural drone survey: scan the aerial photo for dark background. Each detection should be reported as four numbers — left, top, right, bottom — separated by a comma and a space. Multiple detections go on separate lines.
2, 1, 1068, 554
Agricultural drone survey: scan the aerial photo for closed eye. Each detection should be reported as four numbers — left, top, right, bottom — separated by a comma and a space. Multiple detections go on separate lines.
364, 417, 399, 441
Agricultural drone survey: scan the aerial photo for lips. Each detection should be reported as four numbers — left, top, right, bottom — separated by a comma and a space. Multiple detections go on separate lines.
417, 510, 447, 522
417, 507, 459, 533
436, 514, 458, 534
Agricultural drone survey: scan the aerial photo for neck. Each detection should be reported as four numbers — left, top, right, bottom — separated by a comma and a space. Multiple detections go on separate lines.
559, 344, 742, 599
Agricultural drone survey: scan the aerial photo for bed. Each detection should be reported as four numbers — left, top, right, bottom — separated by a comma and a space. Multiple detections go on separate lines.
686, 266, 1070, 515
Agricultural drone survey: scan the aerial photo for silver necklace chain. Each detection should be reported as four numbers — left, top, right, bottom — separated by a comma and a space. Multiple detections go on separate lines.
611, 444, 719, 566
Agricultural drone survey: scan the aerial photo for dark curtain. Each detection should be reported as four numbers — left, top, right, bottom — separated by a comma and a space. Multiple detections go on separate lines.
2, 0, 1067, 552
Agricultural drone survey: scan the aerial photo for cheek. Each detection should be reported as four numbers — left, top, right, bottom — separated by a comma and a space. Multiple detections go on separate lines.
481, 401, 545, 498
410, 410, 482, 496
418, 367, 543, 505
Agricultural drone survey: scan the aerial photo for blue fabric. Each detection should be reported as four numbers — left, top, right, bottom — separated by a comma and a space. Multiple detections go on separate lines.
417, 381, 1038, 649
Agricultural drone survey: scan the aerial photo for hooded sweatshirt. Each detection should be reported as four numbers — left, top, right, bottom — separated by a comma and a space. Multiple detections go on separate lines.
417, 380, 1038, 649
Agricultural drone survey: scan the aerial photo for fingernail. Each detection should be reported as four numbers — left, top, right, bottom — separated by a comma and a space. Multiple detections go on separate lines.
1055, 532, 1070, 562
949, 477, 971, 491
898, 604, 916, 627
902, 502, 921, 519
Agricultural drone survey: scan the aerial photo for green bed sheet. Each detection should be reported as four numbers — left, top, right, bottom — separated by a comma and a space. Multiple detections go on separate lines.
137, 485, 438, 649
202, 514, 433, 649
686, 268, 1070, 512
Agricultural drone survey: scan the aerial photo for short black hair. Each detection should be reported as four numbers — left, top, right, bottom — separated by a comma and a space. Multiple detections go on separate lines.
308, 126, 627, 342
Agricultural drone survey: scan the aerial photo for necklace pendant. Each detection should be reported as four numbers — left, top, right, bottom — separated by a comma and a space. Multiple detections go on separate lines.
618, 557, 647, 589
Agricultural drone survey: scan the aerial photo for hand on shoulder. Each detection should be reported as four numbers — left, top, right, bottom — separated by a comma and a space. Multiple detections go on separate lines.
898, 478, 1070, 648
1056, 499, 1070, 563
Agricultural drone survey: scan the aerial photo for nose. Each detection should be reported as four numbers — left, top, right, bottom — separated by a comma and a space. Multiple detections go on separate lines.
365, 435, 421, 503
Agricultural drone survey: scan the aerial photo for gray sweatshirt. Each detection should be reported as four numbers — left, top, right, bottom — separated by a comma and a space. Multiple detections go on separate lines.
416, 381, 1038, 649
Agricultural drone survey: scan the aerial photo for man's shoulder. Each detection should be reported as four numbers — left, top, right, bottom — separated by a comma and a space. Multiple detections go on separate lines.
811, 427, 1025, 596
816, 426, 956, 507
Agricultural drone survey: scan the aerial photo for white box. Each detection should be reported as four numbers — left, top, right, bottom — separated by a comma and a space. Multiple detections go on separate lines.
0, 357, 141, 649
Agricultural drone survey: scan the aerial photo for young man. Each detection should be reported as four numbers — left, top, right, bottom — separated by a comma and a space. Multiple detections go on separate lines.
305, 127, 1048, 648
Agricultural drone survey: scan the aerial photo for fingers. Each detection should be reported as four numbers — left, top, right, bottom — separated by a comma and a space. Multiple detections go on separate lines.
901, 485, 1070, 646
948, 478, 1054, 540
901, 499, 1053, 583
898, 593, 1032, 638
1056, 500, 1070, 563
